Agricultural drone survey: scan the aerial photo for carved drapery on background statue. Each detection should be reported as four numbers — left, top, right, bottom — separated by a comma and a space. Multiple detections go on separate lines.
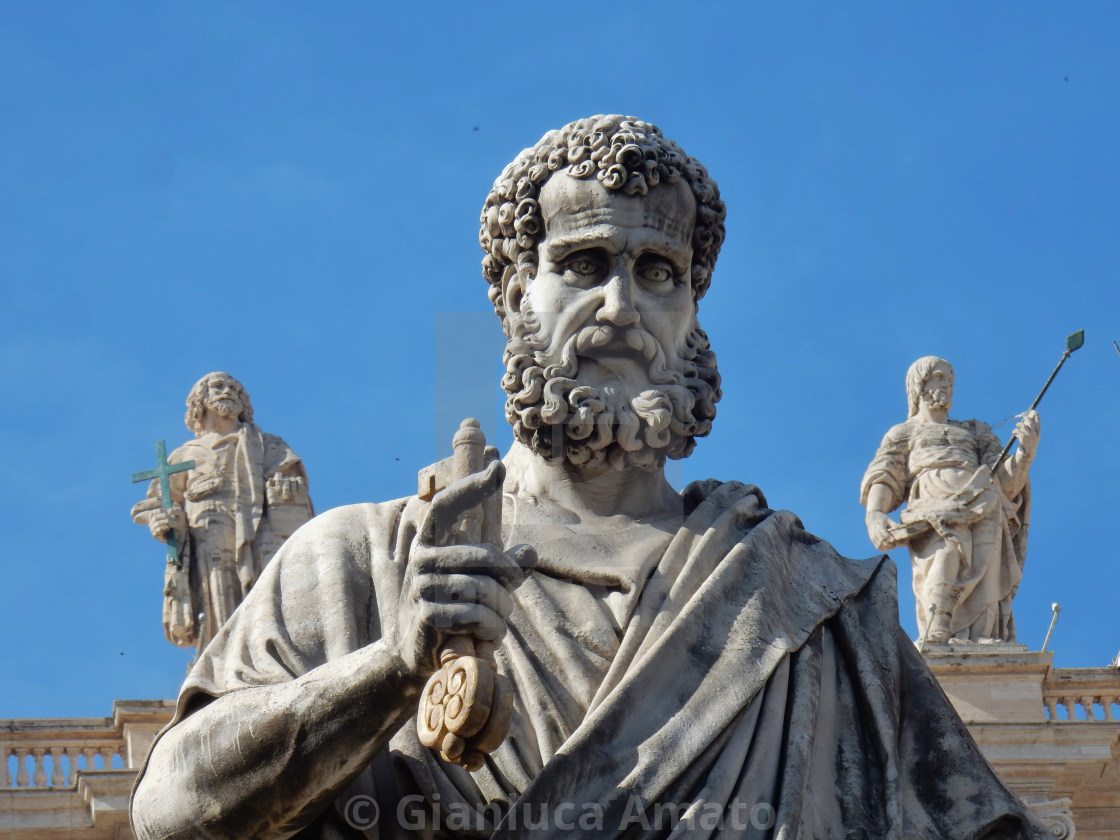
861, 356, 1039, 645
131, 372, 313, 652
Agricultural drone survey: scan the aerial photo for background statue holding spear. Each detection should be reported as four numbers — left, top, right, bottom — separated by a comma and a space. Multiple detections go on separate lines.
861, 332, 1081, 645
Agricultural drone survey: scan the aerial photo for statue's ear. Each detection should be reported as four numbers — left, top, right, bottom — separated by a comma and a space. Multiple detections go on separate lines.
502, 264, 524, 318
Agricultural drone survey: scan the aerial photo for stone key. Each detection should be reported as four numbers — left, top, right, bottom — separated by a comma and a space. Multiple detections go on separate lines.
415, 419, 512, 770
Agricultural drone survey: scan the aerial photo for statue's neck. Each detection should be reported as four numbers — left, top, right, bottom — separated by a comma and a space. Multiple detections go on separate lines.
502, 441, 683, 526
914, 404, 950, 425
201, 412, 242, 437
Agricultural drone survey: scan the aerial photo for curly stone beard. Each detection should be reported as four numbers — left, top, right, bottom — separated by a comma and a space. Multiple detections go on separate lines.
206, 397, 242, 419
921, 388, 952, 411
502, 310, 721, 471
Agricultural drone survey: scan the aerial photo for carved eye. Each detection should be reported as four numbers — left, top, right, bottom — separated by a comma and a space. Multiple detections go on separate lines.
636, 255, 677, 290
560, 250, 607, 286
568, 258, 600, 276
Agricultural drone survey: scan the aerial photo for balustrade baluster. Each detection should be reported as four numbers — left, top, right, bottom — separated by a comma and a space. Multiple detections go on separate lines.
1061, 697, 1077, 719
5, 747, 14, 787
49, 747, 67, 786
1044, 697, 1058, 720
31, 748, 47, 786
1079, 696, 1097, 720
67, 746, 77, 785
14, 747, 29, 787
99, 746, 115, 770
81, 747, 96, 773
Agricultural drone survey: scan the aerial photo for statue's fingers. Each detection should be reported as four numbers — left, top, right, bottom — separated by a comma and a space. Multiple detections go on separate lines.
413, 573, 515, 622
413, 542, 512, 575
419, 460, 505, 545
412, 544, 525, 591
417, 602, 508, 643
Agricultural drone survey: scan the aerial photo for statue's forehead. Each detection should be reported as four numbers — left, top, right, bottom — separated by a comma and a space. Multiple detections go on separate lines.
539, 173, 695, 242
206, 374, 241, 392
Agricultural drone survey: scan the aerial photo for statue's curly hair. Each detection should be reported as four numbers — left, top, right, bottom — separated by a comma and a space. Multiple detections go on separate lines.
184, 371, 254, 436
906, 356, 953, 418
479, 115, 726, 327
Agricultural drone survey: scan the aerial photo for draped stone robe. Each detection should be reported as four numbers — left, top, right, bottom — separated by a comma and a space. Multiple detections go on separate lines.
134, 479, 1042, 839
859, 418, 1030, 641
139, 422, 313, 649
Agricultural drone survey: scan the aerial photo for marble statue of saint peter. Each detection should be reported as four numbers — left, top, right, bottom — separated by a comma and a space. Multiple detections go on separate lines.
132, 117, 1042, 840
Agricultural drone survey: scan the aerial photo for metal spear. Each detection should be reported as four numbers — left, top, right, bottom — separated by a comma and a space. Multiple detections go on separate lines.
992, 329, 1084, 473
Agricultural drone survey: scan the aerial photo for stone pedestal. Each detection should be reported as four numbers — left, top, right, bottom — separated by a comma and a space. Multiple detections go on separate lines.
923, 645, 1120, 839
923, 643, 1049, 723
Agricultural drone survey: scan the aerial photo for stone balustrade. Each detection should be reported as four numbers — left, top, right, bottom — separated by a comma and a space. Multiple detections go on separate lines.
1, 699, 174, 789
1043, 667, 1120, 722
4, 739, 123, 789
1, 700, 175, 839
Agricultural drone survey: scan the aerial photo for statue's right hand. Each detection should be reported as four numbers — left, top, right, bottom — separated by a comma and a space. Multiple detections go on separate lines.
184, 474, 222, 502
866, 510, 900, 552
396, 461, 536, 680
147, 508, 187, 545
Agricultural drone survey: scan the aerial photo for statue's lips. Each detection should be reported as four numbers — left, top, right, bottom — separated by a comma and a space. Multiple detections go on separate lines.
578, 328, 659, 361
576, 346, 649, 367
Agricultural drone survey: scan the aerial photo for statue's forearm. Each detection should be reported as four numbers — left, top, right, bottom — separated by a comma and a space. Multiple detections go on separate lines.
997, 449, 1032, 499
131, 640, 424, 840
864, 484, 894, 516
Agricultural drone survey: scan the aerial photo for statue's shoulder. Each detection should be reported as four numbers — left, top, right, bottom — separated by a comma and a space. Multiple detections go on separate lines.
256, 427, 297, 453
955, 417, 992, 434
293, 497, 412, 539
954, 418, 998, 445
279, 495, 419, 564
687, 480, 887, 587
259, 429, 287, 445
878, 419, 918, 447
253, 427, 308, 474
169, 436, 208, 460
681, 478, 769, 517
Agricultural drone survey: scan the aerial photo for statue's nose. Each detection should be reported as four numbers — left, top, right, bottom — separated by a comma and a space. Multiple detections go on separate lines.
596, 274, 639, 327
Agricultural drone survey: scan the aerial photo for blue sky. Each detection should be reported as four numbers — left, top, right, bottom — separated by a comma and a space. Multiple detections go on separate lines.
2, 3, 1117, 719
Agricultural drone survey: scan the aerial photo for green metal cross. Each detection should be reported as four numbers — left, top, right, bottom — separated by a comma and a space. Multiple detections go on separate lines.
132, 440, 195, 568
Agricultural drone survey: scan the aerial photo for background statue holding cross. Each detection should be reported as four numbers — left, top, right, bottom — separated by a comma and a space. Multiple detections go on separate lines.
131, 372, 314, 652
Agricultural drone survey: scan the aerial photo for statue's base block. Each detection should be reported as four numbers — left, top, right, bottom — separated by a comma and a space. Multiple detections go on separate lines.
922, 639, 1031, 654
921, 645, 1120, 839
920, 643, 1048, 723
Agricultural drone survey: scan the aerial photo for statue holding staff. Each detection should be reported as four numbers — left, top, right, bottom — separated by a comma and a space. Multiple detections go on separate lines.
861, 356, 1039, 644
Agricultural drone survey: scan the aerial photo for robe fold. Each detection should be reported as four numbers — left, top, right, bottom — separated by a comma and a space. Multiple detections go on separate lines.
136, 479, 1042, 839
